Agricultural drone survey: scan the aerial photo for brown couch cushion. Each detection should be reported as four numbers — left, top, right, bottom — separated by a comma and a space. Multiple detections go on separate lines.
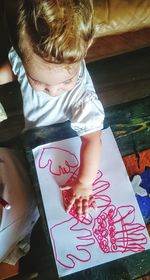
94, 0, 150, 37
4, 0, 150, 38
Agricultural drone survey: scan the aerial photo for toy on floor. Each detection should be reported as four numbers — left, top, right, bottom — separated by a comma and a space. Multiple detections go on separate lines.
131, 167, 150, 224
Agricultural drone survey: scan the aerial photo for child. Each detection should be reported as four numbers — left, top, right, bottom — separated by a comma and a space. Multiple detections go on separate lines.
0, 0, 104, 260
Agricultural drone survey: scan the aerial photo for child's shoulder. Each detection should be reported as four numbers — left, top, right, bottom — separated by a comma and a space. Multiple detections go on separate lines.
8, 48, 25, 81
0, 60, 17, 85
8, 47, 22, 69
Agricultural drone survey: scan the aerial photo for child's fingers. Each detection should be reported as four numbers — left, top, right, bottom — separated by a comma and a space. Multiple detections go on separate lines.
75, 198, 83, 217
76, 205, 82, 217
60, 185, 71, 191
82, 199, 89, 217
66, 196, 76, 213
65, 191, 96, 217
88, 195, 94, 205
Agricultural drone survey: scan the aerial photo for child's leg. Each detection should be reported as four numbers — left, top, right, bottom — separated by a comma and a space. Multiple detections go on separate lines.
0, 148, 39, 262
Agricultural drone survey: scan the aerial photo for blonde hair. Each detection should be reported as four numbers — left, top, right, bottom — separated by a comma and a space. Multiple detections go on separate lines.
15, 0, 95, 64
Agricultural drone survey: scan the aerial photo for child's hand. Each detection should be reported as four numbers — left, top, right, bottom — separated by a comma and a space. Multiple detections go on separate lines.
60, 182, 96, 217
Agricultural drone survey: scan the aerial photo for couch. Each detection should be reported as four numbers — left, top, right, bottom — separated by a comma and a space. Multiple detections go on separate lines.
88, 0, 150, 62
0, 0, 150, 64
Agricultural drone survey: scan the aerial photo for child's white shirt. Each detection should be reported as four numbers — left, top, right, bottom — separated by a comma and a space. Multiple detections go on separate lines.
8, 48, 104, 136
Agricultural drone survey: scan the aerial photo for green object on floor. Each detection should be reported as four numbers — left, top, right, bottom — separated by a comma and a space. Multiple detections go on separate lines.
105, 96, 150, 156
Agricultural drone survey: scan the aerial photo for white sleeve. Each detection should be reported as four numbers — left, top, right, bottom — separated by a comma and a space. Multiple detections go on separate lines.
70, 61, 105, 136
70, 91, 105, 136
8, 47, 25, 83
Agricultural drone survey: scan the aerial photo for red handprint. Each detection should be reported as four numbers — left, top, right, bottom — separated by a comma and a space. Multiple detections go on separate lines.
62, 169, 111, 221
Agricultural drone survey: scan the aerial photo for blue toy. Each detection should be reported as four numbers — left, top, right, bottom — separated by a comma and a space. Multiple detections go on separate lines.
131, 167, 150, 224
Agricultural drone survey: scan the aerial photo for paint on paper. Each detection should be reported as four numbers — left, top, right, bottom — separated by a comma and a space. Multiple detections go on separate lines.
32, 128, 150, 277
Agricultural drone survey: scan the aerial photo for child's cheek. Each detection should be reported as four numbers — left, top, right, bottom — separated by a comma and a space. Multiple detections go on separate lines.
63, 81, 77, 92
28, 78, 44, 92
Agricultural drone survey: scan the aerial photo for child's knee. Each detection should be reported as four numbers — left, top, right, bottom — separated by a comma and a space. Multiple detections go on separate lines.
0, 147, 36, 211
0, 147, 39, 262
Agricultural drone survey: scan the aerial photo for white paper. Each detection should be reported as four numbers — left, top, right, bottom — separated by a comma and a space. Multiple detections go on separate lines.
32, 127, 150, 277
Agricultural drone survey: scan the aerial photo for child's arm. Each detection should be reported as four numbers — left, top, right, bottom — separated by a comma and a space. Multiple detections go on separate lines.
63, 130, 102, 217
0, 60, 17, 85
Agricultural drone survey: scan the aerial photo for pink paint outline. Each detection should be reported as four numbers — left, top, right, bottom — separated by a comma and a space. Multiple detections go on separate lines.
37, 144, 148, 270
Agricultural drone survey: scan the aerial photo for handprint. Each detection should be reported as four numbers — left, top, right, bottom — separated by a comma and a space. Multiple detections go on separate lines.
93, 205, 147, 253
62, 169, 111, 220
38, 147, 79, 185
50, 216, 95, 268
